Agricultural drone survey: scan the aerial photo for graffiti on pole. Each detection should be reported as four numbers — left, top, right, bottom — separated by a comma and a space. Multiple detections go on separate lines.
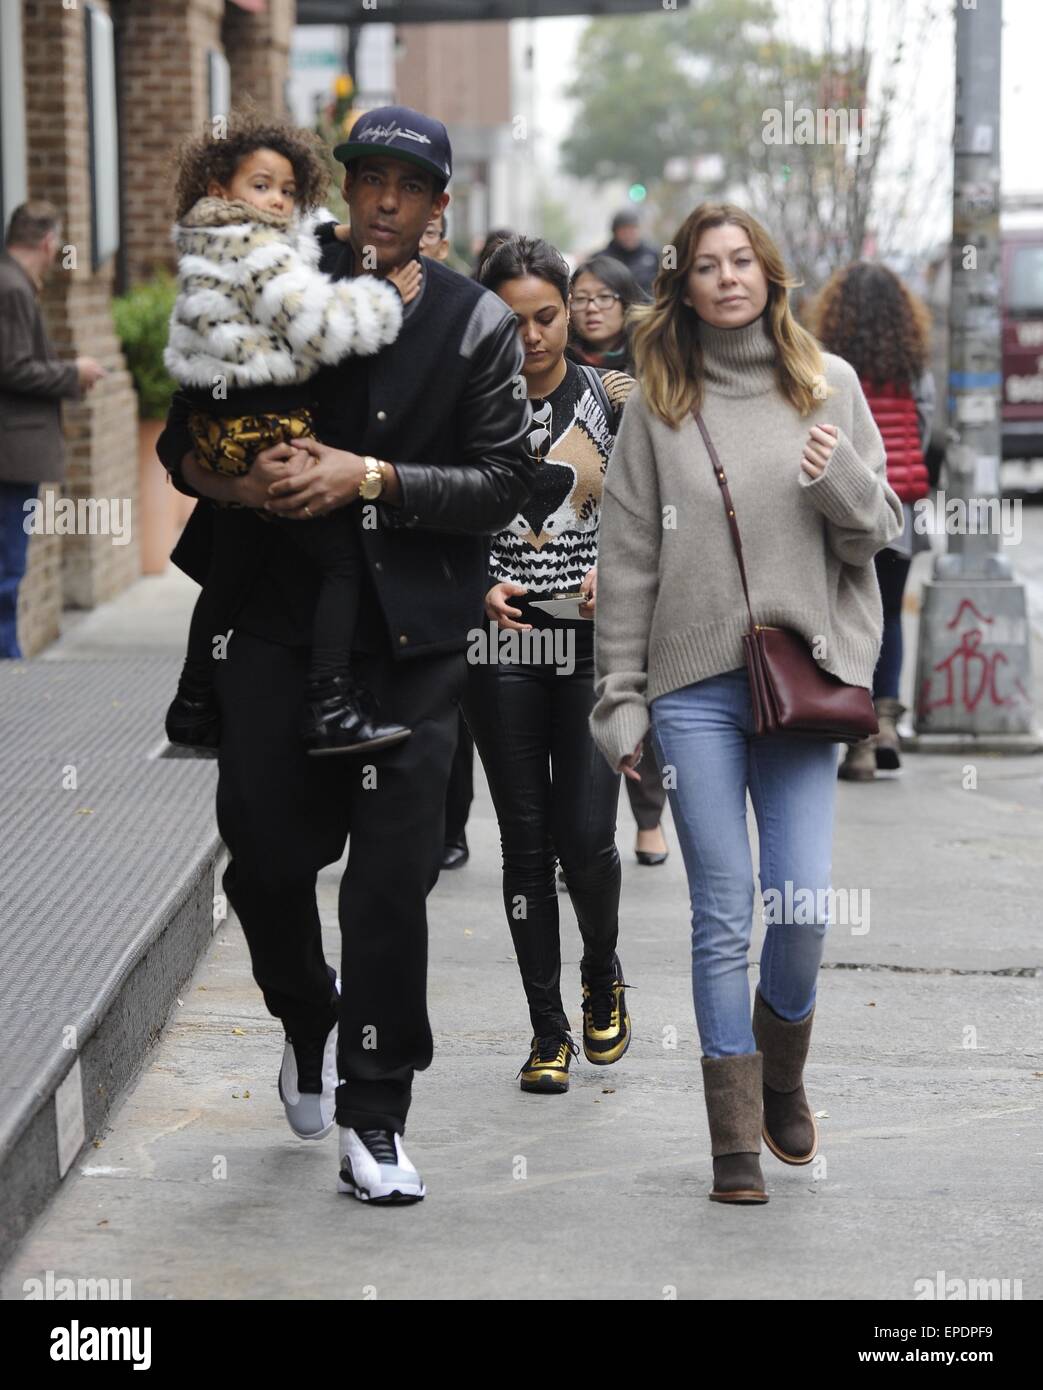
918, 598, 1032, 717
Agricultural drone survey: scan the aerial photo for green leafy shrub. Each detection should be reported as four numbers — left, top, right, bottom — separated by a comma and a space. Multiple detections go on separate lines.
112, 274, 178, 420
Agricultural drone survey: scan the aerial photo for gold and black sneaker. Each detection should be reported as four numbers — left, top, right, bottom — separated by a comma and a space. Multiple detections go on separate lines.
581, 954, 632, 1065
518, 1033, 580, 1094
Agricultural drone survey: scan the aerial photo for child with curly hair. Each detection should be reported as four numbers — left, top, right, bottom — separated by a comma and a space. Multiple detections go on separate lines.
163, 112, 420, 756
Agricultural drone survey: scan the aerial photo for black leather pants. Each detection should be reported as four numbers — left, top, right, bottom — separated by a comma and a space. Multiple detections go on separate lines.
462, 613, 622, 1037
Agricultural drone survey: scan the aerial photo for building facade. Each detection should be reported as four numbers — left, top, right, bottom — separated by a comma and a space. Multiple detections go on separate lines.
2, 0, 293, 655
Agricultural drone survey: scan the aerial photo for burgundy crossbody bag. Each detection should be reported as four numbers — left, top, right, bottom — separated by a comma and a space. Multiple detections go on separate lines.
692, 410, 878, 745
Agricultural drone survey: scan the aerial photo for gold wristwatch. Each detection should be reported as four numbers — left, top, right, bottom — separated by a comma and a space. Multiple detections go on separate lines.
359, 455, 387, 501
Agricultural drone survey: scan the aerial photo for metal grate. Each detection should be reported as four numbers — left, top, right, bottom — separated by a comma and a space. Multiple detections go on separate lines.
0, 659, 219, 1153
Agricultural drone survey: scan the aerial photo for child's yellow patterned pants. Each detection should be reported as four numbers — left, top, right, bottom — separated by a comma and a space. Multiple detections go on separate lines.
188, 408, 316, 477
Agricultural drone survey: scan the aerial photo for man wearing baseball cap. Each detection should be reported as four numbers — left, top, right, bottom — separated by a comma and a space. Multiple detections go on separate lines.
157, 105, 535, 1205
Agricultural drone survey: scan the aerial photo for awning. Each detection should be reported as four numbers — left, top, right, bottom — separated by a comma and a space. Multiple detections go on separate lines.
298, 1, 686, 22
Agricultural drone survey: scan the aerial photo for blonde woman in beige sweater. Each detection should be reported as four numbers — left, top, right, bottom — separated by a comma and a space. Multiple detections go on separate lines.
590, 204, 902, 1205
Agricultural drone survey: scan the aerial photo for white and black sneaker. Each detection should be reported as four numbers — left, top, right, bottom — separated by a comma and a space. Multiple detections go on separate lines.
337, 1127, 426, 1204
277, 979, 340, 1141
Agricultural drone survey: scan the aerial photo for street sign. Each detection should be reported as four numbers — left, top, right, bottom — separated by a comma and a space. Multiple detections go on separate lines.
291, 50, 343, 67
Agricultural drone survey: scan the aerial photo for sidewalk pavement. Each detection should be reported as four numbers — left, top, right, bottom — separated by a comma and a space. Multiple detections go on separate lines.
1, 552, 1040, 1300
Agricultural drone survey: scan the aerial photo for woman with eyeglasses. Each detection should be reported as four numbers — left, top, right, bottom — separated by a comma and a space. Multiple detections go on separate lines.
419, 208, 451, 263
461, 234, 636, 1095
567, 253, 647, 374
567, 256, 672, 870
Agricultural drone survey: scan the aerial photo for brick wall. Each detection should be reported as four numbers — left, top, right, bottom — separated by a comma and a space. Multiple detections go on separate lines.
15, 0, 294, 656
396, 21, 512, 125
112, 0, 294, 290
116, 0, 226, 285
20, 0, 140, 646
223, 0, 294, 117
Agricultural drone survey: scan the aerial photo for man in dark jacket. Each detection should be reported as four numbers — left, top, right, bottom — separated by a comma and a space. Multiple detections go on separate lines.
0, 202, 105, 656
157, 107, 534, 1203
600, 209, 660, 297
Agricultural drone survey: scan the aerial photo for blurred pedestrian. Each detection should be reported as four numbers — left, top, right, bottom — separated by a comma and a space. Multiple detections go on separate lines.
567, 255, 669, 865
591, 203, 901, 1203
805, 263, 934, 780
420, 207, 451, 263
0, 201, 104, 657
419, 205, 474, 868
600, 209, 660, 296
472, 227, 512, 282
440, 221, 514, 871
467, 233, 636, 1095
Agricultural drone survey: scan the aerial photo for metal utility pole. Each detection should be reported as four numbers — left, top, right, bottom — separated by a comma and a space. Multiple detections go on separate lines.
912, 0, 1039, 747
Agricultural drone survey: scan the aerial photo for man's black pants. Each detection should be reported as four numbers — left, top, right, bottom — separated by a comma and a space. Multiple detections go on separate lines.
214, 630, 465, 1134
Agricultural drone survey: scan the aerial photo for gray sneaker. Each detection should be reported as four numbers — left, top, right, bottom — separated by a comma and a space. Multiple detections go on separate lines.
337, 1127, 426, 1203
278, 979, 340, 1140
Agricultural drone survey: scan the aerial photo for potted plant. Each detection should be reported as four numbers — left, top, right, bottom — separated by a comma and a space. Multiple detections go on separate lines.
112, 275, 192, 574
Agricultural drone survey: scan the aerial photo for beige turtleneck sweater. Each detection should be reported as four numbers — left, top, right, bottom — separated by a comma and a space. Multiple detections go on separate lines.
589, 313, 903, 770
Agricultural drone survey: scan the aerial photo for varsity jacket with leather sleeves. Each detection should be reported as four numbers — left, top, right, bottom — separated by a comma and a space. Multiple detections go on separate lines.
157, 236, 536, 659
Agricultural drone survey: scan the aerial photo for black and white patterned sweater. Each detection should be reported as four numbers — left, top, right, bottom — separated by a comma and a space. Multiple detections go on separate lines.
489, 359, 635, 594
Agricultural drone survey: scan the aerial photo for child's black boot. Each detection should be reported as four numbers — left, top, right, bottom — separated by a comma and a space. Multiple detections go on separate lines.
302, 675, 411, 756
165, 671, 221, 755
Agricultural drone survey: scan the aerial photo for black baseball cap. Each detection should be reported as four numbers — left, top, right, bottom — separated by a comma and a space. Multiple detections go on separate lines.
333, 105, 452, 187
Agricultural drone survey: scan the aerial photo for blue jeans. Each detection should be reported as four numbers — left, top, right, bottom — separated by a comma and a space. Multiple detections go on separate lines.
0, 481, 38, 659
649, 667, 839, 1058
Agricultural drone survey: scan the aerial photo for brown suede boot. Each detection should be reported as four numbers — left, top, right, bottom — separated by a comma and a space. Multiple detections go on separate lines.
838, 738, 876, 781
752, 989, 818, 1165
700, 1052, 769, 1204
874, 696, 904, 770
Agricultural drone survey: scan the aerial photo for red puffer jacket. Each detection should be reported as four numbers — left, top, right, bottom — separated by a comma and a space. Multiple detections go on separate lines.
859, 378, 929, 502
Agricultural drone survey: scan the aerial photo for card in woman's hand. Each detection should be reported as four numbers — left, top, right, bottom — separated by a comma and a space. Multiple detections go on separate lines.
527, 590, 592, 620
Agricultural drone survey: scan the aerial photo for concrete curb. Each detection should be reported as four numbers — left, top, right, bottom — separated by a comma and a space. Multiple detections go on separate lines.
0, 836, 224, 1268
901, 731, 1043, 753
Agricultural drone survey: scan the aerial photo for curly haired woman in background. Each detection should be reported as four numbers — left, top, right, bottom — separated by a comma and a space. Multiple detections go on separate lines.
806, 264, 934, 781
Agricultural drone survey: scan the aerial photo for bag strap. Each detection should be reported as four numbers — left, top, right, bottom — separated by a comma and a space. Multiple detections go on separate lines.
691, 408, 756, 628
578, 363, 618, 432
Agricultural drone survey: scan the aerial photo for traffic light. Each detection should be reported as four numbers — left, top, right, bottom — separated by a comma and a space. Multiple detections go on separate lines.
331, 74, 355, 132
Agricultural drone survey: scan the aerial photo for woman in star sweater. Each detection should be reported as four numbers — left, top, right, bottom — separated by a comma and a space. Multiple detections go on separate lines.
590, 203, 902, 1205
162, 112, 419, 757
463, 235, 635, 1096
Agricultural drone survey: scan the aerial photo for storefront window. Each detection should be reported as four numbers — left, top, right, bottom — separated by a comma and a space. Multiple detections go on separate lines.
85, 3, 120, 269
208, 50, 231, 124
0, 0, 28, 238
